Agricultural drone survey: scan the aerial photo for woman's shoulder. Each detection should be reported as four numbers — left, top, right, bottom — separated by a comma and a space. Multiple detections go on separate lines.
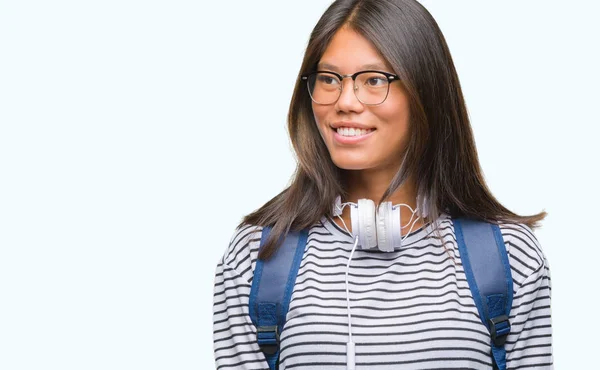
497, 220, 550, 288
219, 223, 265, 284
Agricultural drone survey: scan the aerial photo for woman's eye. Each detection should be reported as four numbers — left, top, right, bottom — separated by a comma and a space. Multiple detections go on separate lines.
366, 77, 386, 86
318, 75, 338, 85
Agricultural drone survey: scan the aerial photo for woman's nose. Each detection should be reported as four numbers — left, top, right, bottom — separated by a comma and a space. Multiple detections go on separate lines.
335, 78, 363, 112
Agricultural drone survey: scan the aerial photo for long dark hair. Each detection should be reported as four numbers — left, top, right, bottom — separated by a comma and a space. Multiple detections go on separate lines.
240, 0, 546, 260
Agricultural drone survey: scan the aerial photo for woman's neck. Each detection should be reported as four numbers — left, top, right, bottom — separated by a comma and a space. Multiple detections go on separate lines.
343, 168, 416, 206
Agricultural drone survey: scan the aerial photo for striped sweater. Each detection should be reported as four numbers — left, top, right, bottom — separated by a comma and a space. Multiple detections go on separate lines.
213, 212, 553, 369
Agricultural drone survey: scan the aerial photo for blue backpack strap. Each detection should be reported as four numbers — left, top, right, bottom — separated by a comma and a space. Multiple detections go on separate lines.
453, 218, 513, 370
248, 226, 308, 370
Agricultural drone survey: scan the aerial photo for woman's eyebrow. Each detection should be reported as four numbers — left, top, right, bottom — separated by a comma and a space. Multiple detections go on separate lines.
317, 62, 389, 71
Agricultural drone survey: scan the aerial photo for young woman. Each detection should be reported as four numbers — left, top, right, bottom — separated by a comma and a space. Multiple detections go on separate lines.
213, 1, 552, 369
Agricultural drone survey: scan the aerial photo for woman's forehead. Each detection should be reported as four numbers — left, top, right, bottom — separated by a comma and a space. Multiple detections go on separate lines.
317, 61, 389, 72
317, 28, 393, 73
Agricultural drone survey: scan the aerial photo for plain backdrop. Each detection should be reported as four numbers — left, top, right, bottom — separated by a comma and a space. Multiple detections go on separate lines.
1, 0, 598, 369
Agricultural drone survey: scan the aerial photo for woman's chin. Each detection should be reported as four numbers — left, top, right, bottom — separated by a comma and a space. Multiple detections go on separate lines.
331, 158, 372, 171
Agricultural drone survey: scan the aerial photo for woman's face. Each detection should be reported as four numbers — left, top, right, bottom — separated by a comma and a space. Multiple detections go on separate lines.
312, 27, 411, 173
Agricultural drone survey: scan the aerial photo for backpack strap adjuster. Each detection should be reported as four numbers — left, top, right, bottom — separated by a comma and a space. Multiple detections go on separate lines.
489, 315, 510, 346
257, 325, 279, 355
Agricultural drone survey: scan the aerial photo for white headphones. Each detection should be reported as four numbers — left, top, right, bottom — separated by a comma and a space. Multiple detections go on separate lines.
332, 195, 427, 252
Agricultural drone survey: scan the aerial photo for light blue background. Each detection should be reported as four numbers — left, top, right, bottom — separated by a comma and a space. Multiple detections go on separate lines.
1, 1, 598, 368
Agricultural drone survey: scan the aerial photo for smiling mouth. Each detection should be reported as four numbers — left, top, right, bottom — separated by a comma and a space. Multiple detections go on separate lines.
332, 126, 376, 137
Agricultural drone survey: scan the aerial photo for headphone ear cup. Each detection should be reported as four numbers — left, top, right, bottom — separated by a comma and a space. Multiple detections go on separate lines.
350, 203, 359, 239
417, 193, 428, 219
376, 202, 393, 252
358, 199, 378, 249
391, 205, 403, 248
332, 195, 342, 217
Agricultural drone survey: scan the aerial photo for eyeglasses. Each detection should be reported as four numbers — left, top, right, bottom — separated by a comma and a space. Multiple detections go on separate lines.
301, 70, 400, 105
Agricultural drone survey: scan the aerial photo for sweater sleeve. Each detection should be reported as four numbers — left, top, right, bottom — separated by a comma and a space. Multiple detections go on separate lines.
213, 225, 269, 370
503, 224, 553, 369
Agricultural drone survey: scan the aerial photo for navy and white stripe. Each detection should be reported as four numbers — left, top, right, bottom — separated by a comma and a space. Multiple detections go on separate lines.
213, 213, 553, 369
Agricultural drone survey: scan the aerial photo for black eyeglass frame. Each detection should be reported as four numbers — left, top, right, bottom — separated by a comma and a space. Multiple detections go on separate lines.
300, 70, 400, 106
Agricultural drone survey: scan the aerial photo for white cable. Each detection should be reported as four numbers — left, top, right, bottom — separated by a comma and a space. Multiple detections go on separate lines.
345, 235, 359, 341
345, 235, 358, 370
336, 211, 358, 370
337, 204, 352, 236
393, 204, 421, 242
399, 204, 417, 228
346, 341, 356, 370
401, 214, 420, 242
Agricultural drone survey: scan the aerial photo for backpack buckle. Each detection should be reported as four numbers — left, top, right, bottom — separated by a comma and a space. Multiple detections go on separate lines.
488, 315, 510, 346
257, 325, 279, 355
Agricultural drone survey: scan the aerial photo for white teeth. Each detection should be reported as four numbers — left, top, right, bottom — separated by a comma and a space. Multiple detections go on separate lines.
336, 127, 373, 137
